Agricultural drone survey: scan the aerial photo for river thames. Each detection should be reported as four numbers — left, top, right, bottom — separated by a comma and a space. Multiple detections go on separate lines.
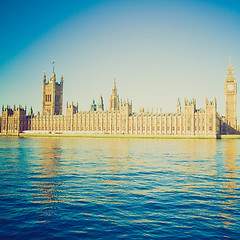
0, 137, 240, 239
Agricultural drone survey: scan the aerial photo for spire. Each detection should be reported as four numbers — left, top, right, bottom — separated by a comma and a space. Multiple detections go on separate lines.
227, 56, 233, 74
50, 60, 56, 81
91, 100, 97, 111
98, 95, 104, 111
112, 78, 117, 95
177, 98, 181, 114
51, 72, 56, 82
60, 74, 63, 83
109, 78, 119, 111
177, 98, 180, 106
30, 107, 33, 116
43, 71, 46, 82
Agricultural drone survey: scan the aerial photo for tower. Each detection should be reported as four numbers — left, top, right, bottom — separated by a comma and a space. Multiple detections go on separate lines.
120, 99, 132, 116
205, 97, 217, 136
98, 95, 104, 111
177, 98, 181, 114
90, 100, 97, 111
224, 57, 237, 129
109, 79, 119, 111
42, 72, 63, 115
184, 98, 196, 136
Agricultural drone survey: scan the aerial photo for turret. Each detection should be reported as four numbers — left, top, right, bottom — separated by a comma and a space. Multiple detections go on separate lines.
66, 102, 78, 116
177, 98, 181, 114
42, 72, 46, 115
43, 71, 46, 83
30, 107, 34, 116
112, 78, 117, 95
109, 78, 119, 111
184, 98, 196, 113
205, 97, 217, 109
90, 100, 97, 111
51, 73, 56, 82
205, 97, 217, 136
120, 99, 132, 116
227, 56, 233, 75
98, 95, 104, 111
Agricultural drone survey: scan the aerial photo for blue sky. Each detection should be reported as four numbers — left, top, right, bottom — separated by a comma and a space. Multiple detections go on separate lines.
1, 0, 240, 118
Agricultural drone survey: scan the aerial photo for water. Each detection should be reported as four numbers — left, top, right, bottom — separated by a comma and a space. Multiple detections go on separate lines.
0, 137, 240, 239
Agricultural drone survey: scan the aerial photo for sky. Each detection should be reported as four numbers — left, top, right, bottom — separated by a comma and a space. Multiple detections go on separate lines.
1, 0, 240, 119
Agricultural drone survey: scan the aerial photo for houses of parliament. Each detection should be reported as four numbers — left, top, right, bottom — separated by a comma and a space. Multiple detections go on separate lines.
0, 59, 239, 138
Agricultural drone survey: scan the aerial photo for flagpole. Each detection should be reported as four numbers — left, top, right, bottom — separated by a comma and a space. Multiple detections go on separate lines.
52, 60, 55, 74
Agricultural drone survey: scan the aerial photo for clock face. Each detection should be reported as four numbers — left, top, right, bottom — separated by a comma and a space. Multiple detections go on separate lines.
227, 84, 234, 91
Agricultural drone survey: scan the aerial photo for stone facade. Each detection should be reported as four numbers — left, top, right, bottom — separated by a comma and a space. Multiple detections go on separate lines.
0, 105, 29, 135
0, 60, 238, 137
29, 97, 220, 137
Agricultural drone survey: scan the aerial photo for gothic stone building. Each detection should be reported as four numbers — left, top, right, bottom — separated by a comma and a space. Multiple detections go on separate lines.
0, 106, 29, 135
0, 60, 238, 137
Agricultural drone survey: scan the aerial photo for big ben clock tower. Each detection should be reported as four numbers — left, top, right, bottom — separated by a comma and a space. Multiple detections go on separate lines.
224, 57, 237, 130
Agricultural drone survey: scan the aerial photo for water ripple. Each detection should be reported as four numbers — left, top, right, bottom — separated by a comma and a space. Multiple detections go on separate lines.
0, 138, 240, 239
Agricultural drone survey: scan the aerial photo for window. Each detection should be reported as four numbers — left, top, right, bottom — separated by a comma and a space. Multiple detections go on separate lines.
45, 94, 52, 102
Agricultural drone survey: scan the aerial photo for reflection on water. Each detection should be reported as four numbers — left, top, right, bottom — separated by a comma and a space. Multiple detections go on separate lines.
221, 140, 239, 228
32, 138, 62, 218
0, 137, 240, 239
38, 138, 61, 178
224, 140, 238, 191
